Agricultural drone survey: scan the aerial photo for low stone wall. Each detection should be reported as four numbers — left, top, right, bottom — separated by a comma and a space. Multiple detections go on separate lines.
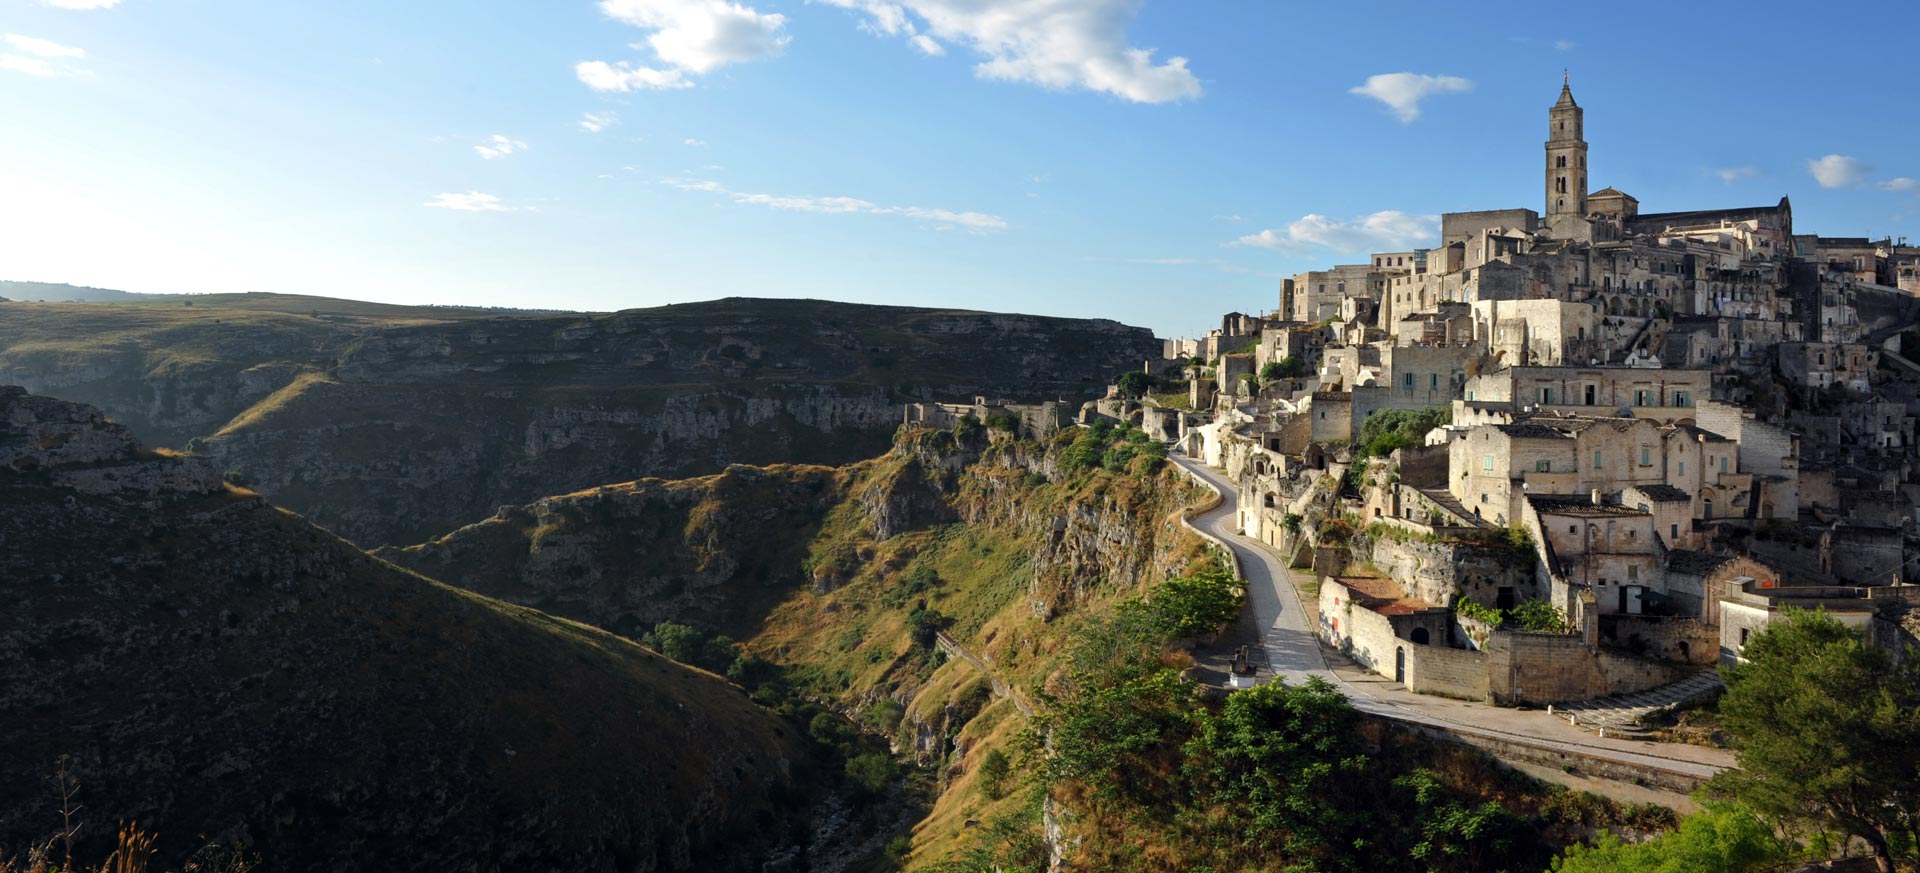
1405, 643, 1490, 701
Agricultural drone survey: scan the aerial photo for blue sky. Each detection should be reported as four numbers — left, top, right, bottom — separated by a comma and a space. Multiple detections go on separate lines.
2, 0, 1917, 337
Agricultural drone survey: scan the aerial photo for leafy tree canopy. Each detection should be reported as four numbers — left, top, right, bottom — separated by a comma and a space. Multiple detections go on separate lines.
1707, 608, 1920, 873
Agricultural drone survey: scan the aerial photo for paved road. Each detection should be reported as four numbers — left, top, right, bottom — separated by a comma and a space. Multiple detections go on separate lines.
1171, 453, 1735, 782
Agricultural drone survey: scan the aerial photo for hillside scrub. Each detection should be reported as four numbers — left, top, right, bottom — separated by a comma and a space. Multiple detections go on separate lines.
1551, 802, 1789, 873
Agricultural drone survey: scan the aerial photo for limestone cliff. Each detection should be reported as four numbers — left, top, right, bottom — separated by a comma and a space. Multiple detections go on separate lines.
0, 295, 1160, 547
0, 386, 831, 873
203, 298, 1157, 546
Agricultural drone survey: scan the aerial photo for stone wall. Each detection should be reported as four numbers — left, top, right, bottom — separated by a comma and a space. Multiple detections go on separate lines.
1319, 577, 1397, 678
1405, 643, 1491, 701
1486, 630, 1688, 705
1599, 615, 1719, 665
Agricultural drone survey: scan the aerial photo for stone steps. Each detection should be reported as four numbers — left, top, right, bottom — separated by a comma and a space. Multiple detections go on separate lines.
1547, 672, 1724, 737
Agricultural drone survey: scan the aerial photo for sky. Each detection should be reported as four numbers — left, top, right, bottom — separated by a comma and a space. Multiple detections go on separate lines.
2, 1, 1918, 338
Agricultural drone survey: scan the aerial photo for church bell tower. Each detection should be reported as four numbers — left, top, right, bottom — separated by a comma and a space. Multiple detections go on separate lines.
1545, 74, 1587, 223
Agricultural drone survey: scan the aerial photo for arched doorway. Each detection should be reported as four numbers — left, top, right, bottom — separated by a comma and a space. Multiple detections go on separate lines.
1411, 628, 1430, 645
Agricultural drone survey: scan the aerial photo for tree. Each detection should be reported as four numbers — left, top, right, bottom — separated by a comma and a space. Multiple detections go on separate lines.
978, 749, 1012, 799
1708, 609, 1920, 873
1180, 677, 1375, 866
1551, 802, 1788, 873
1356, 406, 1451, 459
1142, 569, 1244, 639
1117, 370, 1152, 398
1261, 357, 1308, 383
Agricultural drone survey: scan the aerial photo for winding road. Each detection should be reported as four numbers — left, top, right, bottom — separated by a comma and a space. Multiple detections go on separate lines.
1171, 453, 1735, 784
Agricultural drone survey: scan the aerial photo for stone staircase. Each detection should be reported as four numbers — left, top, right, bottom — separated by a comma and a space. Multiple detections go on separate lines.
1546, 671, 1724, 738
1415, 487, 1490, 528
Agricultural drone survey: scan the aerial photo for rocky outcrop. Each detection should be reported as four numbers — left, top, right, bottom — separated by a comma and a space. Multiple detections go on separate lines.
376, 463, 849, 637
0, 388, 825, 872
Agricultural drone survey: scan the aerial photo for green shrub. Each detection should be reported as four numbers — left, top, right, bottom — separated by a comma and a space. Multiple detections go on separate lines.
845, 752, 897, 793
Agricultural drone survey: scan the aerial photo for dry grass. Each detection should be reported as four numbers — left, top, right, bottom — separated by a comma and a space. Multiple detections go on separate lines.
0, 822, 248, 873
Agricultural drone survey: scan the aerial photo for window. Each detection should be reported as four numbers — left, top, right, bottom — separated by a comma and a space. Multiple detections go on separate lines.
1403, 372, 1415, 388
1569, 525, 1577, 534
1628, 563, 1638, 577
1540, 387, 1555, 404
1537, 460, 1551, 472
1671, 523, 1679, 538
1721, 457, 1729, 473
1640, 447, 1652, 466
1430, 373, 1439, 389
1593, 450, 1603, 468
1482, 455, 1493, 471
1739, 627, 1749, 647
1678, 461, 1686, 476
1673, 390, 1691, 407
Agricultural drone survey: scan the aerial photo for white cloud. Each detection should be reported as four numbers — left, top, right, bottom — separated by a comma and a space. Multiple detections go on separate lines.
1, 35, 86, 76
816, 0, 1202, 104
1714, 166, 1758, 184
1229, 211, 1439, 254
1348, 72, 1471, 123
683, 137, 708, 146
1876, 178, 1918, 193
1809, 154, 1873, 189
40, 0, 120, 8
424, 191, 517, 212
908, 34, 944, 56
1214, 213, 1244, 222
661, 177, 1006, 230
577, 0, 788, 92
473, 134, 528, 159
575, 60, 690, 91
580, 111, 619, 132
0, 54, 61, 76
6, 34, 85, 57
1553, 39, 1576, 51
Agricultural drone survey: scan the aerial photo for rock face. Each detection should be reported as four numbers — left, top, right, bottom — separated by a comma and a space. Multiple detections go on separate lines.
0, 388, 821, 873
0, 296, 1162, 547
200, 298, 1158, 546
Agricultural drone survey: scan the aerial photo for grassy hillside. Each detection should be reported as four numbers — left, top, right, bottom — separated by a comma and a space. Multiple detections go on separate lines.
0, 388, 851, 872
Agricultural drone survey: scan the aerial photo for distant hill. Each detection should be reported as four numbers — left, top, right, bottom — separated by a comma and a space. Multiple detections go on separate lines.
0, 294, 1162, 546
0, 386, 834, 872
0, 280, 148, 302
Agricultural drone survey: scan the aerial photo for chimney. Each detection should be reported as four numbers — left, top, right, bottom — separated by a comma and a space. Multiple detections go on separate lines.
1591, 489, 1603, 506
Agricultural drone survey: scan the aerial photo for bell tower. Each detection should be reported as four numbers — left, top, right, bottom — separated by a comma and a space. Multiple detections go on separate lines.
1546, 73, 1587, 223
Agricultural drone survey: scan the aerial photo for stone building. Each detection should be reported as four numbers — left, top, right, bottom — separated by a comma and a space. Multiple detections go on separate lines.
1463, 365, 1710, 422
